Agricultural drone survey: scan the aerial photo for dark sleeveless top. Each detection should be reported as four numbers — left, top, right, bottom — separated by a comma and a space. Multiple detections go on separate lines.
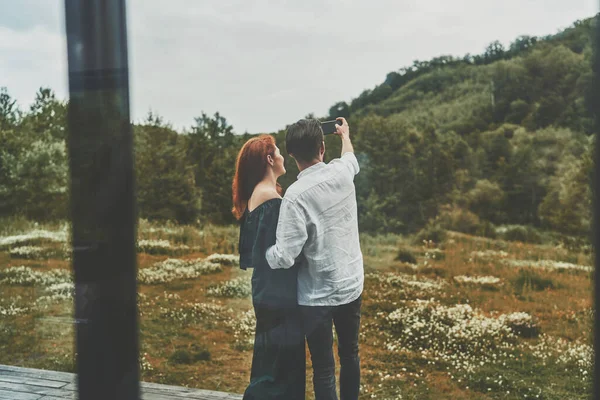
238, 198, 299, 309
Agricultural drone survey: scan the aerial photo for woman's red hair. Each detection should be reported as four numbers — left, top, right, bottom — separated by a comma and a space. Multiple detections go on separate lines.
232, 134, 282, 220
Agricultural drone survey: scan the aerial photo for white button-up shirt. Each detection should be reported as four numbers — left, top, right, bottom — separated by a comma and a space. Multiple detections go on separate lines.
266, 152, 364, 306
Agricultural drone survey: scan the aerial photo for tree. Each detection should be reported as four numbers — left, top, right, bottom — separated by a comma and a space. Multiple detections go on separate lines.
0, 88, 68, 220
192, 111, 234, 146
498, 144, 546, 225
0, 136, 68, 220
509, 35, 538, 54
134, 113, 200, 223
0, 87, 19, 130
466, 179, 506, 223
186, 112, 237, 224
484, 41, 506, 63
505, 99, 531, 124
538, 143, 593, 235
23, 88, 67, 141
354, 115, 458, 233
369, 84, 393, 103
491, 61, 531, 121
480, 129, 512, 177
328, 101, 350, 119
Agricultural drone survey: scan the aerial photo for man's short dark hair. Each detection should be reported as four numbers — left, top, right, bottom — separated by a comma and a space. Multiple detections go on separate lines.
285, 119, 324, 163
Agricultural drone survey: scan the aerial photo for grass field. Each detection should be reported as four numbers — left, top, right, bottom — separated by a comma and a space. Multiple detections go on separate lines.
0, 218, 593, 399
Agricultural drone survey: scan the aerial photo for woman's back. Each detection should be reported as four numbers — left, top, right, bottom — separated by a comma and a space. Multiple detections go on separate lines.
239, 198, 299, 309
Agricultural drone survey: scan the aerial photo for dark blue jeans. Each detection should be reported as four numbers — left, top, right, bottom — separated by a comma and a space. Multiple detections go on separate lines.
300, 295, 362, 400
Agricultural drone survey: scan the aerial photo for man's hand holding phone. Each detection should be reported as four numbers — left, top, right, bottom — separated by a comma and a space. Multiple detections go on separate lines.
333, 117, 353, 155
334, 117, 350, 140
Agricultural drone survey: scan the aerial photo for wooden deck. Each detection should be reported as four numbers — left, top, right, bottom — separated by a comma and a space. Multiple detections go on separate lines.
0, 364, 242, 400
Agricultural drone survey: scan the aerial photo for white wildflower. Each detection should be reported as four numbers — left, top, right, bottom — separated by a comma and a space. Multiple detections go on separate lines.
205, 253, 240, 266
138, 258, 222, 284
207, 277, 251, 298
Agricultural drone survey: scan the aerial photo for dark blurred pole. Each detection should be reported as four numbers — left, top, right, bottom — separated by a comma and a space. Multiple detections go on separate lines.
594, 10, 600, 400
64, 1, 139, 400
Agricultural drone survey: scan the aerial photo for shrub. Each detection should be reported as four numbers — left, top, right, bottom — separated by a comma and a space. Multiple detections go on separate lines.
511, 269, 556, 293
413, 223, 446, 245
169, 349, 192, 364
193, 348, 211, 361
425, 248, 445, 261
395, 247, 417, 264
168, 346, 211, 364
500, 225, 543, 244
500, 312, 541, 338
435, 204, 482, 235
190, 344, 211, 361
475, 221, 497, 239
551, 233, 592, 254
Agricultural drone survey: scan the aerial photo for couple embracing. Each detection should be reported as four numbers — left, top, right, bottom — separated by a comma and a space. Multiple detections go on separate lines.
231, 118, 364, 400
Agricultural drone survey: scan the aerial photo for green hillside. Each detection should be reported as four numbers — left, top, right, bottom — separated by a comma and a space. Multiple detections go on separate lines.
331, 15, 596, 135
307, 14, 598, 239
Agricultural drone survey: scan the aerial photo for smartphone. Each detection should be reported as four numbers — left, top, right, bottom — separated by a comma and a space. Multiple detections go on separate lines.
321, 119, 343, 135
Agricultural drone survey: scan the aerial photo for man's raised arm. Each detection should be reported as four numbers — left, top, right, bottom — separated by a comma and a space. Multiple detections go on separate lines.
330, 117, 360, 176
335, 117, 354, 156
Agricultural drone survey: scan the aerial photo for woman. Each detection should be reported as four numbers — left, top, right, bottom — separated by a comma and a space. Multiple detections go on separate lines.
232, 135, 305, 400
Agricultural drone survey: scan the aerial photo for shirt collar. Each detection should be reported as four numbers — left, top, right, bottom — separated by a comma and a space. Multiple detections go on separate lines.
297, 161, 325, 179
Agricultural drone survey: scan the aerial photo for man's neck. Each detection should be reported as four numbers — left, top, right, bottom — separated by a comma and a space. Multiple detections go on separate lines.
296, 158, 322, 173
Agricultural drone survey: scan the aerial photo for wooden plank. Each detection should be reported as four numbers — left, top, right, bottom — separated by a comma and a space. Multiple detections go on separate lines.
0, 366, 73, 384
141, 381, 189, 392
0, 375, 68, 389
61, 383, 76, 391
142, 391, 179, 400
0, 381, 73, 398
0, 365, 242, 400
0, 388, 42, 400
39, 393, 75, 400
141, 390, 241, 400
141, 385, 242, 399
0, 392, 20, 400
38, 397, 70, 400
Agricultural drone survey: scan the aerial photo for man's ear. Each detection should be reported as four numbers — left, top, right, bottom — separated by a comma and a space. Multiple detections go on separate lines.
267, 154, 274, 166
321, 141, 326, 156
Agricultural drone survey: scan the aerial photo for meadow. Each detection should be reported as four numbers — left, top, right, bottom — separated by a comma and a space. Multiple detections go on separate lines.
0, 217, 593, 399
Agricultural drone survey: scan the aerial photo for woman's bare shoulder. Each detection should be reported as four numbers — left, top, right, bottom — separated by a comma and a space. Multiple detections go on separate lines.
248, 187, 282, 212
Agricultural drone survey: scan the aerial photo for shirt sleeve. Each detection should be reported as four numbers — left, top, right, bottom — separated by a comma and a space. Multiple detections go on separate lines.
265, 198, 308, 270
329, 151, 360, 176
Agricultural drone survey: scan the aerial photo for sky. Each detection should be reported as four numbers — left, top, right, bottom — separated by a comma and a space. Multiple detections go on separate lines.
0, 1, 597, 134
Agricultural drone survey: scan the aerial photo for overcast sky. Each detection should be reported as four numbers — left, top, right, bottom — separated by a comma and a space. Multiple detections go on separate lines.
0, 1, 597, 133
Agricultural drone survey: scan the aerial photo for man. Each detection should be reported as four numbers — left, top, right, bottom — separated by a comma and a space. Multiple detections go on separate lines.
266, 117, 363, 400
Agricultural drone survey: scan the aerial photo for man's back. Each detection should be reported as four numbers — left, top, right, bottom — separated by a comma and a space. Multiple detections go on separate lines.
266, 117, 364, 399
268, 152, 364, 306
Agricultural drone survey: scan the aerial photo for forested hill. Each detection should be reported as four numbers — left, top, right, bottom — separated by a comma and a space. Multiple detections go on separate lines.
326, 14, 596, 135
276, 14, 597, 238
0, 15, 597, 243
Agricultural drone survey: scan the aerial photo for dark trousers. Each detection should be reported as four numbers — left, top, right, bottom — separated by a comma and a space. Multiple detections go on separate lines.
243, 305, 306, 400
300, 295, 362, 400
